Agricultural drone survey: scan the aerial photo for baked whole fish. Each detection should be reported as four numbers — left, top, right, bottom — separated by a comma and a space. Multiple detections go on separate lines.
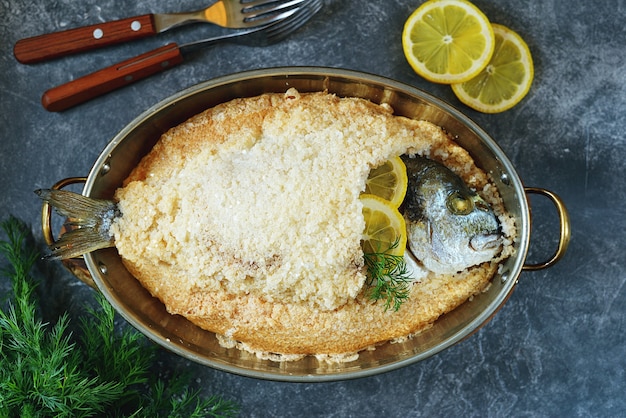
36, 155, 502, 274
34, 90, 516, 357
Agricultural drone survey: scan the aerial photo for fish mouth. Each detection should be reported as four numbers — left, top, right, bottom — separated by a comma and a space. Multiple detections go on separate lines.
469, 233, 502, 252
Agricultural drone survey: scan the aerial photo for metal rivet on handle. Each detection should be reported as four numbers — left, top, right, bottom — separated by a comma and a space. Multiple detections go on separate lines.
100, 162, 111, 175
93, 28, 104, 39
98, 262, 108, 275
131, 21, 142, 31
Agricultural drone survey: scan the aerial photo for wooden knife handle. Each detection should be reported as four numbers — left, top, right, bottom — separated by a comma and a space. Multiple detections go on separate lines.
14, 14, 156, 64
41, 43, 184, 112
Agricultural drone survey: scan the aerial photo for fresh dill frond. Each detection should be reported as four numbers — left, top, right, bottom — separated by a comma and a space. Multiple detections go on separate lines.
0, 216, 239, 417
78, 291, 153, 408
0, 216, 123, 416
363, 239, 413, 311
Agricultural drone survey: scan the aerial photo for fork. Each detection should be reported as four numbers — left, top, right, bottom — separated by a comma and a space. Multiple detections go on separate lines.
14, 0, 309, 64
41, 0, 323, 112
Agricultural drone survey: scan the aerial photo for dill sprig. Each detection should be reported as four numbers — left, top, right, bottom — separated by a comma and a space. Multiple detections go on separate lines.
363, 239, 413, 311
0, 216, 239, 417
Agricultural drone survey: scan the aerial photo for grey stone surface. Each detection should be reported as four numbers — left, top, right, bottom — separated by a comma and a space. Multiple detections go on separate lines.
1, 0, 625, 416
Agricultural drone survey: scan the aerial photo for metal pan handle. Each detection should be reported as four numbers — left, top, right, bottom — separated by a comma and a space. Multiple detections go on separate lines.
522, 187, 571, 271
40, 177, 97, 289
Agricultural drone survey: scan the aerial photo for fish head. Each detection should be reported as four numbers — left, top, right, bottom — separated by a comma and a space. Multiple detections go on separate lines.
402, 156, 502, 275
407, 188, 502, 274
446, 189, 502, 247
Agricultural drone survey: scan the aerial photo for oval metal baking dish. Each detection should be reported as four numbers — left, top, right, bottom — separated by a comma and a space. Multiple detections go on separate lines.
41, 67, 569, 382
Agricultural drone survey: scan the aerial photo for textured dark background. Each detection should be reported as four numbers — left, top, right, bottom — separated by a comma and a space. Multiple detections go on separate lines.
1, 0, 625, 416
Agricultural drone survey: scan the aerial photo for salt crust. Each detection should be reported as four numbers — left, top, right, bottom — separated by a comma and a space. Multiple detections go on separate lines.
112, 88, 454, 311
110, 89, 517, 358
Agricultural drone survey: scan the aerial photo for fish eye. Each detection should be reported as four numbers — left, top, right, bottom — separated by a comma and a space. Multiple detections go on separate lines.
446, 191, 474, 215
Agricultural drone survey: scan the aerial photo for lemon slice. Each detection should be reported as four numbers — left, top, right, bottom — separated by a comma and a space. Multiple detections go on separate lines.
360, 194, 407, 257
451, 24, 534, 113
402, 0, 495, 84
364, 157, 408, 208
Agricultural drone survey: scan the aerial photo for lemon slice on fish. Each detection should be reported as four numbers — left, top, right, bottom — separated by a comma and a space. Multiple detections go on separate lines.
360, 194, 407, 257
364, 157, 408, 208
451, 24, 534, 113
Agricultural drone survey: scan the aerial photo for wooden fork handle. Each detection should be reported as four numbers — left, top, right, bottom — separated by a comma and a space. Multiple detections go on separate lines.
41, 43, 183, 112
14, 14, 156, 64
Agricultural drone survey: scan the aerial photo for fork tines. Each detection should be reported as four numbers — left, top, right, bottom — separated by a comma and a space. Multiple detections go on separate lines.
241, 0, 308, 22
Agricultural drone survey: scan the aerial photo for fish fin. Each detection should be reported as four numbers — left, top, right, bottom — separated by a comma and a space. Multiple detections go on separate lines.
36, 189, 119, 259
44, 228, 115, 260
35, 189, 118, 222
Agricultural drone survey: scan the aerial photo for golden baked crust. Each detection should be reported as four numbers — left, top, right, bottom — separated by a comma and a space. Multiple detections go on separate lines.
111, 90, 513, 357
125, 261, 498, 355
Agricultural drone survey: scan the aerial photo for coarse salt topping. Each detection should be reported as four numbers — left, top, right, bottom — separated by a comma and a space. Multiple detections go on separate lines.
112, 89, 442, 310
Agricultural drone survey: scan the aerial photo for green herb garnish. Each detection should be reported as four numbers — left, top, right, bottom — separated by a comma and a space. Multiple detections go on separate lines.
0, 216, 239, 417
363, 239, 413, 312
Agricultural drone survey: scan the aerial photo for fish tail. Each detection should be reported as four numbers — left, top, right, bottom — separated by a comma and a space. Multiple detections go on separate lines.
35, 189, 120, 260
